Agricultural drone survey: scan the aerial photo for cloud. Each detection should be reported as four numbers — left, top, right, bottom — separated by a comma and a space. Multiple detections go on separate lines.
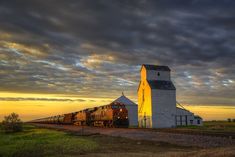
0, 97, 86, 102
0, 0, 234, 105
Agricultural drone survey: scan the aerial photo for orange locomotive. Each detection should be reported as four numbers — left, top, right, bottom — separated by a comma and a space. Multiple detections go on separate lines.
90, 102, 129, 127
74, 108, 93, 126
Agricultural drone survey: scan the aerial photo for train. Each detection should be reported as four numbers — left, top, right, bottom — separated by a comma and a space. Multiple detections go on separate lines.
31, 102, 129, 128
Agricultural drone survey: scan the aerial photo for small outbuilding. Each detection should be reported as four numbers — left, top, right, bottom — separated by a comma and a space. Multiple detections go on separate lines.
176, 107, 203, 126
113, 93, 138, 127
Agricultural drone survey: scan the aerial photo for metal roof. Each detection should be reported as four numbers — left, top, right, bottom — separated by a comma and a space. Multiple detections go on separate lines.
147, 80, 176, 90
176, 107, 192, 113
143, 64, 171, 71
194, 115, 202, 119
113, 94, 137, 106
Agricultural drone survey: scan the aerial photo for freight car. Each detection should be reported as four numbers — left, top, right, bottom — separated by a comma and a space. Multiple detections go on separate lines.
31, 113, 77, 125
63, 112, 77, 124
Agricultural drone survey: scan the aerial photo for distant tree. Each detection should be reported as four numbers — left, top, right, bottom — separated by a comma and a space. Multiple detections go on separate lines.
227, 118, 231, 122
233, 119, 235, 122
2, 113, 23, 133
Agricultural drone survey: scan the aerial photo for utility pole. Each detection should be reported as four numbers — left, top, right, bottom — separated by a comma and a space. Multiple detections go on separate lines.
144, 112, 147, 128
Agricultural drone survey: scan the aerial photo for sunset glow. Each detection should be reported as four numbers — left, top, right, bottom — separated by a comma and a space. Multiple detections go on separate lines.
0, 91, 234, 121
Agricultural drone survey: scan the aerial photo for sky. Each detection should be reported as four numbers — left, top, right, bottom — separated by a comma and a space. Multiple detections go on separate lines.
0, 0, 235, 121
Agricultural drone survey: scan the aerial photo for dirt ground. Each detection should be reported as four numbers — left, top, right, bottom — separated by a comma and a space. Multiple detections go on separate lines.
32, 123, 235, 148
87, 135, 198, 157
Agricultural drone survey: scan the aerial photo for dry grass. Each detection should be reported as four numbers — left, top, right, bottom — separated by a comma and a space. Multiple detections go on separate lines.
177, 121, 235, 132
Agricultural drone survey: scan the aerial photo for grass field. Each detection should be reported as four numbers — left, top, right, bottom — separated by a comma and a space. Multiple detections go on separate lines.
0, 122, 235, 157
0, 124, 192, 157
177, 121, 235, 132
203, 121, 235, 132
151, 121, 235, 139
0, 124, 98, 157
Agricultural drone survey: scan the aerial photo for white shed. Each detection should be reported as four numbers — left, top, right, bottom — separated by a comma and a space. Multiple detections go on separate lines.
176, 107, 203, 126
113, 93, 138, 127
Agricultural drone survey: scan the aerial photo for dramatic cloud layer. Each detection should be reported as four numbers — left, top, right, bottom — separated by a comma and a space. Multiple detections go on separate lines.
0, 0, 234, 105
0, 97, 86, 102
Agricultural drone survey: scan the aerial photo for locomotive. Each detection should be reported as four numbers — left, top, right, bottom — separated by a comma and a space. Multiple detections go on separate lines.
31, 102, 129, 128
89, 102, 129, 127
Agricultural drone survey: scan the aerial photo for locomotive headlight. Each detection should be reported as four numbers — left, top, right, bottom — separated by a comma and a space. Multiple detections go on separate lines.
120, 109, 122, 112
126, 116, 128, 119
118, 117, 120, 119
